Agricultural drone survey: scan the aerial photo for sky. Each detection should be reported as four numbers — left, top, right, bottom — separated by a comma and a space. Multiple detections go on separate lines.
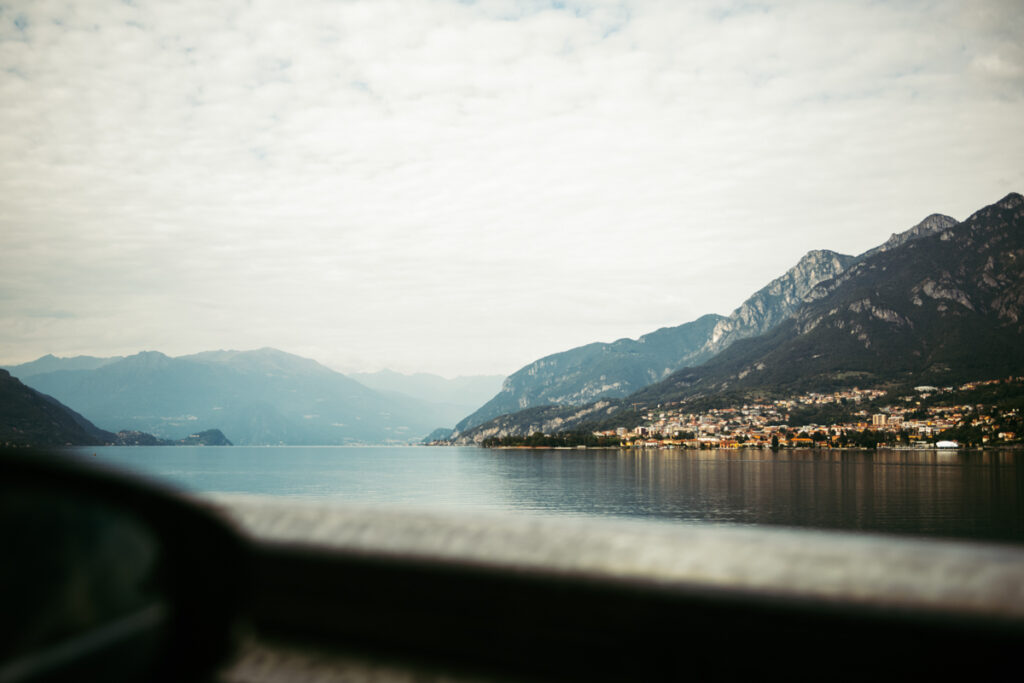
1, 0, 1022, 378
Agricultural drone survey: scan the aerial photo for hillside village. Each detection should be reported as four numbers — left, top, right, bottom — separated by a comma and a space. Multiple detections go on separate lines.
479, 377, 1024, 449
594, 378, 1022, 449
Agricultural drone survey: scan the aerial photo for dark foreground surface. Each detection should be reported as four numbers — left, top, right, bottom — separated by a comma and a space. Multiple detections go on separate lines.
6, 450, 1022, 683
214, 498, 1024, 682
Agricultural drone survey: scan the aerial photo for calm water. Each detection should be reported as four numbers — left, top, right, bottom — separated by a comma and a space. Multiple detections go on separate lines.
69, 445, 1024, 543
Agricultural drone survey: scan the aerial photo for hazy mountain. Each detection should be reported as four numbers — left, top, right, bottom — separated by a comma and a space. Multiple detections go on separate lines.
455, 192, 1023, 442
0, 369, 116, 446
13, 348, 457, 445
113, 428, 233, 446
454, 249, 855, 435
349, 369, 504, 419
1, 353, 123, 378
422, 427, 455, 443
453, 314, 724, 434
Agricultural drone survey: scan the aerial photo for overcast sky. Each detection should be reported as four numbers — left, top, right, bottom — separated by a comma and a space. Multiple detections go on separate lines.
1, 0, 1022, 377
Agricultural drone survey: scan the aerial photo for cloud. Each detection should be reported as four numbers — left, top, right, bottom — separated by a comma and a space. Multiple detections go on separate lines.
1, 0, 1022, 375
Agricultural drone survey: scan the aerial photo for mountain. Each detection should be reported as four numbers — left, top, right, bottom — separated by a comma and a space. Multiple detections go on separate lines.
455, 211, 964, 437
113, 428, 233, 446
454, 248, 856, 435
453, 314, 724, 434
698, 249, 857, 360
178, 429, 232, 446
1, 353, 123, 378
11, 348, 458, 445
455, 192, 1023, 442
856, 214, 958, 261
422, 427, 455, 443
0, 369, 116, 446
633, 192, 1024, 403
349, 369, 504, 424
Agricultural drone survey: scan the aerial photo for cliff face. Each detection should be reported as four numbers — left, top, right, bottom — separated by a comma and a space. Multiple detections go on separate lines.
698, 249, 856, 359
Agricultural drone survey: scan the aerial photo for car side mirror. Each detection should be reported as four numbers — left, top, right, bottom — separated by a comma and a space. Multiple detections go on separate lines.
0, 449, 248, 682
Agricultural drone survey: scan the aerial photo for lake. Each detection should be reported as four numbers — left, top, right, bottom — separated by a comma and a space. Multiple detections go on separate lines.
69, 445, 1024, 544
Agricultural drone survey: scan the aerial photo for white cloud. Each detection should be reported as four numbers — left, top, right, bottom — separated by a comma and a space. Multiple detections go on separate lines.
1, 0, 1022, 376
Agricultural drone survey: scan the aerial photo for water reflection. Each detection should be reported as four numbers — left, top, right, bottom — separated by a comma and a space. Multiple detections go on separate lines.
75, 446, 1023, 543
481, 448, 1024, 542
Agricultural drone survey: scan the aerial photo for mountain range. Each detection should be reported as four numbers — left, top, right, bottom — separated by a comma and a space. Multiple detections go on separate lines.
6, 192, 1020, 448
7, 354, 124, 378
350, 369, 503, 420
452, 210, 960, 438
454, 249, 857, 435
4, 349, 490, 445
454, 192, 1023, 443
636, 192, 1024, 402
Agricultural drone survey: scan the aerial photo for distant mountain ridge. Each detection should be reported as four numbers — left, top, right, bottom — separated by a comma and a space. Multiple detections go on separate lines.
1, 353, 123, 378
7, 348, 465, 445
350, 369, 504, 415
454, 192, 1023, 443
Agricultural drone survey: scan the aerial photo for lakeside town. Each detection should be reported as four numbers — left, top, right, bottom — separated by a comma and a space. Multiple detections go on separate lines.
482, 377, 1024, 450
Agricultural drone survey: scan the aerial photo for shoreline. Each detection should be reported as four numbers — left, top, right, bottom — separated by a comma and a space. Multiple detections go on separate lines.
481, 444, 1023, 452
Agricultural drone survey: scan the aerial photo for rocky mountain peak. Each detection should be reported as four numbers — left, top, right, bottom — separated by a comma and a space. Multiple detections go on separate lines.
858, 213, 958, 261
787, 250, 853, 290
916, 213, 959, 230
802, 248, 844, 262
781, 249, 850, 281
995, 192, 1023, 210
722, 249, 854, 334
